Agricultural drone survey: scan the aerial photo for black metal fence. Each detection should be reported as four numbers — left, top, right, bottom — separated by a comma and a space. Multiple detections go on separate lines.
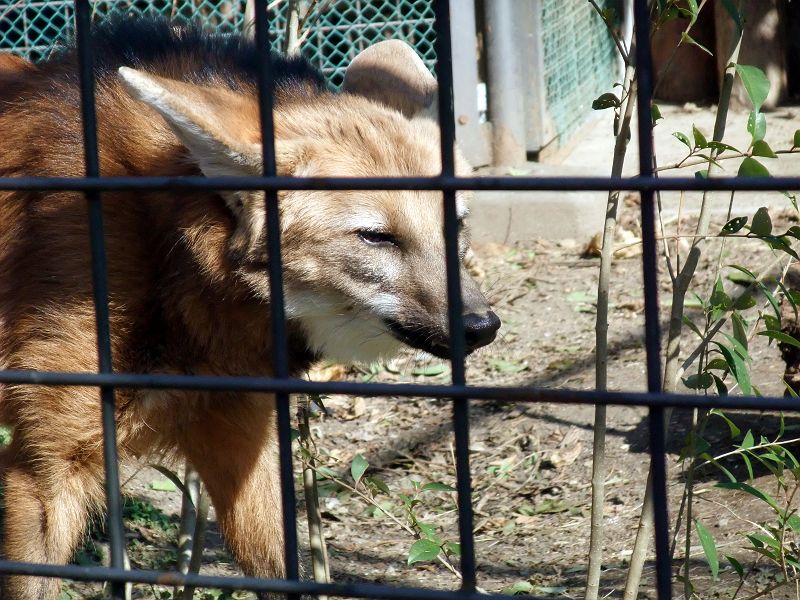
0, 1, 798, 599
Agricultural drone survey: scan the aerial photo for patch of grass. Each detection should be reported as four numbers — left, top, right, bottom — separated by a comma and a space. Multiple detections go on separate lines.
123, 496, 178, 537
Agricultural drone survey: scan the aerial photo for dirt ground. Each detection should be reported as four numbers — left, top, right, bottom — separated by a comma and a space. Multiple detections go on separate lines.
60, 199, 800, 600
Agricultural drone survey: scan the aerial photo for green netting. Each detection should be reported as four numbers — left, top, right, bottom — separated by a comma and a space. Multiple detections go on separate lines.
0, 0, 436, 88
1, 1, 620, 150
541, 0, 620, 143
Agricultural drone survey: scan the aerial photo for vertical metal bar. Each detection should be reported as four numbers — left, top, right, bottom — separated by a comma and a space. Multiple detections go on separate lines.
433, 0, 475, 592
633, 1, 671, 599
252, 0, 300, 587
448, 0, 489, 167
74, 1, 126, 598
484, 0, 527, 167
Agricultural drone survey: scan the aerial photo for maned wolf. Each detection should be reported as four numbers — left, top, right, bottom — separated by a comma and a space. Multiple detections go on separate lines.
0, 19, 500, 598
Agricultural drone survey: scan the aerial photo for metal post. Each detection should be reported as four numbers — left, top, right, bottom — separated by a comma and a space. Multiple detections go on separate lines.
449, 0, 490, 167
484, 0, 527, 167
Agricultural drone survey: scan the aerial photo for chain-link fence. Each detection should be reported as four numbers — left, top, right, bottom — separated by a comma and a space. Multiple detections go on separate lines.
541, 0, 619, 143
0, 0, 437, 87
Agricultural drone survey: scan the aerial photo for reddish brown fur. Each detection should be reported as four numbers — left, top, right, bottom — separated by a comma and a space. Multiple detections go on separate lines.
0, 57, 295, 600
0, 53, 36, 94
0, 21, 498, 600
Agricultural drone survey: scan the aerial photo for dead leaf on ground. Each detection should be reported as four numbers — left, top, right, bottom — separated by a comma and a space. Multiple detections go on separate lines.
581, 232, 602, 258
309, 363, 348, 382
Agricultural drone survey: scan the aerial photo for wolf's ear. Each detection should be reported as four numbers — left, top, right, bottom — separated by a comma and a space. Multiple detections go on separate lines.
118, 67, 263, 177
342, 40, 438, 121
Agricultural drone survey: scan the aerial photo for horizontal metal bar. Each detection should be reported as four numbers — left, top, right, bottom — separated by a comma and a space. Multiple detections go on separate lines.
1, 367, 800, 411
0, 560, 550, 600
0, 175, 799, 192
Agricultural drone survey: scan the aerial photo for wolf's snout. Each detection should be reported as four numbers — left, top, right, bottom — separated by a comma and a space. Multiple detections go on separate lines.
463, 311, 501, 352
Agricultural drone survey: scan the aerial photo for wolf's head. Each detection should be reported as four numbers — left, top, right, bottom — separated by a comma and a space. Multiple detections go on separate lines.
119, 40, 500, 364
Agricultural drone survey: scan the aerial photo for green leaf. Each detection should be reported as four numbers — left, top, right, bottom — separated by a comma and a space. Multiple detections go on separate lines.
685, 0, 700, 24
694, 153, 723, 169
534, 586, 568, 596
702, 453, 737, 482
726, 264, 756, 280
742, 452, 754, 481
445, 541, 461, 556
710, 409, 740, 437
764, 314, 781, 332
416, 522, 441, 542
752, 140, 777, 158
710, 277, 732, 311
750, 207, 773, 236
351, 454, 369, 485
785, 225, 800, 241
741, 429, 754, 449
763, 235, 800, 260
721, 332, 749, 361
713, 341, 751, 395
748, 533, 781, 550
707, 141, 740, 154
488, 358, 529, 373
758, 330, 800, 348
726, 555, 744, 579
150, 479, 178, 492
776, 279, 800, 322
681, 31, 712, 56
407, 538, 441, 565
692, 125, 708, 149
365, 476, 390, 495
785, 513, 800, 533
592, 92, 619, 110
695, 169, 709, 179
786, 191, 799, 212
651, 104, 663, 125
757, 283, 782, 323
411, 363, 448, 377
732, 293, 756, 310
722, 0, 742, 31
502, 581, 534, 596
683, 372, 714, 390
716, 481, 781, 511
747, 111, 767, 143
673, 131, 692, 149
148, 464, 190, 498
720, 216, 747, 235
695, 519, 719, 579
794, 129, 800, 150
682, 315, 704, 338
739, 157, 770, 178
731, 312, 748, 353
736, 65, 771, 113
711, 373, 729, 396
421, 482, 457, 492
706, 358, 729, 371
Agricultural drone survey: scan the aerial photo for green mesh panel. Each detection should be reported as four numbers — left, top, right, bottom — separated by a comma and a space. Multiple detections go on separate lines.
0, 0, 436, 88
541, 0, 620, 143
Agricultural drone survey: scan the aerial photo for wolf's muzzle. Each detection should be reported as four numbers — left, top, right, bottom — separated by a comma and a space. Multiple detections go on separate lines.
386, 310, 501, 358
463, 311, 501, 352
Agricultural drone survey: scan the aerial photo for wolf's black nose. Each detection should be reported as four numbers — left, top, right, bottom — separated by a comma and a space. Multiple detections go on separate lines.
463, 311, 501, 352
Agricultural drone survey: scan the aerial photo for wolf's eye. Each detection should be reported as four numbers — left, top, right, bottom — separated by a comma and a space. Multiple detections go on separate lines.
358, 229, 398, 247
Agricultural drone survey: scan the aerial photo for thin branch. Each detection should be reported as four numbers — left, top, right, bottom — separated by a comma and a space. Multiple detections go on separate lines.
587, 0, 630, 65
300, 459, 480, 588
654, 149, 799, 173
623, 4, 745, 598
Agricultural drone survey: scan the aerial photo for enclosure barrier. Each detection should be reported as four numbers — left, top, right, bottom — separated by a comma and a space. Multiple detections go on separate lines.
0, 1, 797, 599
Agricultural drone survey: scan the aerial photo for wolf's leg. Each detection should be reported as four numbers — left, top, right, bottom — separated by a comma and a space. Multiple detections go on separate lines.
178, 393, 286, 584
2, 451, 101, 600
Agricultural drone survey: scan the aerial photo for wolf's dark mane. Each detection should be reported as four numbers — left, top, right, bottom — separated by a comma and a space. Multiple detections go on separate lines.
54, 17, 327, 91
